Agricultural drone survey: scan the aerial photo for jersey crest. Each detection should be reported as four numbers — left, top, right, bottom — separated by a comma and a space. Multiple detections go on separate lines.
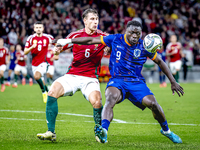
94, 44, 99, 50
133, 49, 141, 59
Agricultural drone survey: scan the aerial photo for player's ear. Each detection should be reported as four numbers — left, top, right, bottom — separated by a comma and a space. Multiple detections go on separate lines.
83, 18, 87, 25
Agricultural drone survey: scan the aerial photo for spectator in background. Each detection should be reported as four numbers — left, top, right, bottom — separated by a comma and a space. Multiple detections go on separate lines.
7, 28, 18, 45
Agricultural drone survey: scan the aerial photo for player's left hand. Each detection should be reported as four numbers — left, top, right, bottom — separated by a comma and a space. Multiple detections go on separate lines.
171, 82, 184, 97
104, 46, 111, 55
53, 44, 62, 55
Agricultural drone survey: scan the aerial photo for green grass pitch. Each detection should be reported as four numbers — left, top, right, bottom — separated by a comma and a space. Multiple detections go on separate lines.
0, 83, 200, 150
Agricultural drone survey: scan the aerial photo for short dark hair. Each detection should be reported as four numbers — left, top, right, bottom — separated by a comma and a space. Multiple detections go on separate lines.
127, 20, 142, 29
34, 21, 43, 26
82, 8, 98, 19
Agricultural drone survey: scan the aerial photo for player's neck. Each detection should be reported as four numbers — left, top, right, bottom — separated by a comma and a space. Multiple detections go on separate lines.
85, 28, 96, 35
171, 41, 177, 44
36, 33, 43, 37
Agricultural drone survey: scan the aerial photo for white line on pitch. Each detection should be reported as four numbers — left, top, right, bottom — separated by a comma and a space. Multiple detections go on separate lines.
0, 109, 126, 123
0, 109, 199, 126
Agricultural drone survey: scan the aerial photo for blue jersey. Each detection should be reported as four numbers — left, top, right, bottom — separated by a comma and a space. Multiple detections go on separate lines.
101, 34, 157, 82
9, 50, 17, 70
10, 50, 17, 64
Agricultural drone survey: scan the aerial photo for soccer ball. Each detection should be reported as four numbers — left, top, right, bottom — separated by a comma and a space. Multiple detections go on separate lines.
143, 33, 163, 53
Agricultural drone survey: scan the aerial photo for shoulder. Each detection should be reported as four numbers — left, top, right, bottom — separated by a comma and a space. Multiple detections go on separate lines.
166, 42, 172, 48
27, 34, 36, 41
177, 42, 182, 46
3, 46, 9, 53
3, 46, 9, 52
43, 33, 54, 39
67, 29, 85, 39
96, 29, 108, 36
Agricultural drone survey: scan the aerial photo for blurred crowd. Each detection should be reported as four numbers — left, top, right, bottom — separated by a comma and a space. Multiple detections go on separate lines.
0, 0, 200, 64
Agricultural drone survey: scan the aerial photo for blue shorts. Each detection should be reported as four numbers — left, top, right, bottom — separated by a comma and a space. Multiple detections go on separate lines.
9, 63, 16, 70
106, 78, 154, 110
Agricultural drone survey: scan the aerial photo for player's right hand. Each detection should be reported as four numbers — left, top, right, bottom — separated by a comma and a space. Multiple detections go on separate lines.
32, 43, 37, 48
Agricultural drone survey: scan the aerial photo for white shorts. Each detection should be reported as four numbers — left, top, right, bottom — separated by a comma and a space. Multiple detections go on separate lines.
169, 60, 182, 74
0, 64, 6, 72
47, 65, 54, 76
55, 74, 101, 101
14, 64, 27, 75
32, 62, 48, 77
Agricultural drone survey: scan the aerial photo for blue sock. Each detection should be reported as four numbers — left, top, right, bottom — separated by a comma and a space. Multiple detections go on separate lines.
19, 74, 23, 80
160, 120, 169, 131
8, 76, 11, 82
159, 75, 162, 83
163, 75, 165, 82
102, 119, 110, 131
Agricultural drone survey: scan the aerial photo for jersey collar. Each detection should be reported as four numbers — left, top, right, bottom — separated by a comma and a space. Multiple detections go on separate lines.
83, 28, 97, 36
124, 34, 131, 46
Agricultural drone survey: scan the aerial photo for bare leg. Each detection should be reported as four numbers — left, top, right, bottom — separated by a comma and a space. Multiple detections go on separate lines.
89, 90, 102, 124
142, 95, 166, 123
102, 87, 122, 123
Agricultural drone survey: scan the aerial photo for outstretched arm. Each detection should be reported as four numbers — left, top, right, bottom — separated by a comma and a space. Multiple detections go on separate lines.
153, 55, 184, 97
53, 36, 104, 55
56, 36, 102, 46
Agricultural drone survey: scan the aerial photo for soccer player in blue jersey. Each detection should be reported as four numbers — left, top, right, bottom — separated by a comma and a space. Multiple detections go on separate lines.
5, 45, 17, 86
55, 20, 184, 144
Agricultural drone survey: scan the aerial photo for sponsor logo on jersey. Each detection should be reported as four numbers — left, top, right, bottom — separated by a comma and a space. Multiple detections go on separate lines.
38, 40, 42, 44
108, 81, 114, 85
133, 49, 141, 59
33, 40, 37, 44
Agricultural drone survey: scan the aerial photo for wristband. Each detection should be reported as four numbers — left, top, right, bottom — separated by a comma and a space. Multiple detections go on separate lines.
57, 39, 72, 46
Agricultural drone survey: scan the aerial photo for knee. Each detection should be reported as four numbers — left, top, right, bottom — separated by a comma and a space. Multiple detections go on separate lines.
105, 91, 118, 101
147, 100, 159, 110
92, 99, 102, 108
105, 93, 118, 108
34, 74, 40, 80
48, 90, 56, 98
89, 92, 102, 108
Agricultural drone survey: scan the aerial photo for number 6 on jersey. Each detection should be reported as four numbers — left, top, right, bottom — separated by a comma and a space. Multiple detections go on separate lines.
85, 49, 90, 58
